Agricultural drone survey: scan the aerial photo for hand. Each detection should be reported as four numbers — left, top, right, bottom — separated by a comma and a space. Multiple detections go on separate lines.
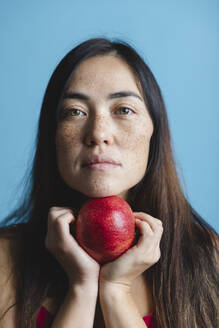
99, 212, 163, 289
45, 206, 100, 286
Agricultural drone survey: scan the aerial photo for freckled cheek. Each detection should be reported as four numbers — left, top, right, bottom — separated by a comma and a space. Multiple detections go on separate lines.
127, 136, 150, 163
120, 125, 153, 174
55, 125, 81, 153
133, 139, 150, 176
120, 126, 152, 152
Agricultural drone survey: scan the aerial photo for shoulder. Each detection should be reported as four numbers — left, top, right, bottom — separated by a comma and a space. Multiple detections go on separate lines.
0, 229, 18, 317
0, 224, 22, 273
0, 224, 59, 316
0, 224, 23, 267
0, 230, 17, 271
0, 224, 25, 300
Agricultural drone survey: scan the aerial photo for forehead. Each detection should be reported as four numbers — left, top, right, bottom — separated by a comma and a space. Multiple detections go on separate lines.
64, 55, 143, 96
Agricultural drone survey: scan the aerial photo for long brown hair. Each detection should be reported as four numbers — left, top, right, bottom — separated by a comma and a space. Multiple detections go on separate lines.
0, 38, 218, 328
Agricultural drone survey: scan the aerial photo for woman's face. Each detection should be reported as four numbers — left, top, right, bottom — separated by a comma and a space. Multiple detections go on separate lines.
56, 55, 154, 200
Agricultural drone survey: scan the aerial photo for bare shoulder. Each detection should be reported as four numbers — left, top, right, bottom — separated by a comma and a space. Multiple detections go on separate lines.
0, 232, 18, 279
0, 228, 19, 274
0, 230, 19, 328
0, 225, 59, 320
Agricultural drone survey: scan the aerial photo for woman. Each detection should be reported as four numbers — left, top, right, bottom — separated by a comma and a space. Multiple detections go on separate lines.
0, 38, 218, 328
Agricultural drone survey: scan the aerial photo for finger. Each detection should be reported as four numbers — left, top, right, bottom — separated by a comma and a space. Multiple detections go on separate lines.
135, 219, 163, 249
49, 211, 75, 239
49, 206, 74, 216
135, 219, 153, 236
134, 212, 163, 225
48, 208, 75, 225
135, 218, 163, 238
48, 212, 82, 255
134, 212, 163, 232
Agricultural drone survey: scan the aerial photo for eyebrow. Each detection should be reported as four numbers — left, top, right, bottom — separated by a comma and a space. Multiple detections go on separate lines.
62, 91, 143, 102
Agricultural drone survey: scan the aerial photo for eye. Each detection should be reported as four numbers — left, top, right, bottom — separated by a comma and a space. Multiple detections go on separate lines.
61, 108, 86, 117
115, 107, 135, 115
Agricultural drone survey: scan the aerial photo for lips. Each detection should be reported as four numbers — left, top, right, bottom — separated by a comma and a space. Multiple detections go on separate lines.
82, 155, 120, 167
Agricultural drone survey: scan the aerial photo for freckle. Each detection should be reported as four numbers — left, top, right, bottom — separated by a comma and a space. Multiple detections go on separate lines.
63, 127, 74, 138
56, 124, 77, 150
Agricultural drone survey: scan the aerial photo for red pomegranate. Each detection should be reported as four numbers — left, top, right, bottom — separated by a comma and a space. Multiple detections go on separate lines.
75, 196, 136, 264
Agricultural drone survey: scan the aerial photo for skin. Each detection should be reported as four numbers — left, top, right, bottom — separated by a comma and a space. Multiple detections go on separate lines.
55, 54, 154, 201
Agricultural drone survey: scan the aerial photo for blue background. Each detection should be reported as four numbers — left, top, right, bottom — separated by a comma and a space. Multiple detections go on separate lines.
0, 0, 218, 232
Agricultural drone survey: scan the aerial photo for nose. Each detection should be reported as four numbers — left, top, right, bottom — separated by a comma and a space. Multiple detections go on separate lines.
84, 113, 113, 147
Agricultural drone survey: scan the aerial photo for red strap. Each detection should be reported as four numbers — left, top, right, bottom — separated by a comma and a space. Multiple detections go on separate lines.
37, 306, 51, 328
143, 312, 158, 328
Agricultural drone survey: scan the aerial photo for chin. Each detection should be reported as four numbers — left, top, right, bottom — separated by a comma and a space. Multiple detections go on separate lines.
62, 176, 130, 200
81, 189, 117, 199
77, 184, 127, 199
